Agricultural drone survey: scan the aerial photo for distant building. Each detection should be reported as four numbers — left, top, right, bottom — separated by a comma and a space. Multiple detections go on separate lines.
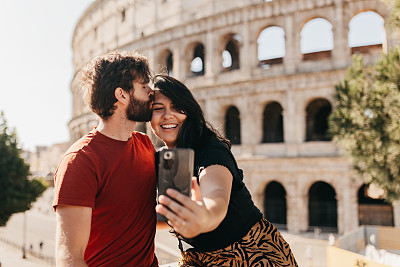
68, 0, 400, 234
24, 142, 70, 186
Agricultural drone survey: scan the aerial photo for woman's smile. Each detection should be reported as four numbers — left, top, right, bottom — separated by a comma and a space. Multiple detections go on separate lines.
160, 123, 178, 129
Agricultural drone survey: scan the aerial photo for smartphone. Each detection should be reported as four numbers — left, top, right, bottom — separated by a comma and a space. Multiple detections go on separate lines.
157, 148, 194, 221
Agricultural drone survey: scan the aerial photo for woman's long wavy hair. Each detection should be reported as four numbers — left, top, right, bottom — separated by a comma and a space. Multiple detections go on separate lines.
152, 75, 230, 150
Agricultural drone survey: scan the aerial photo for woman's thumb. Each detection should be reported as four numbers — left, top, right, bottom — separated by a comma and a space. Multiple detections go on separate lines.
191, 177, 202, 201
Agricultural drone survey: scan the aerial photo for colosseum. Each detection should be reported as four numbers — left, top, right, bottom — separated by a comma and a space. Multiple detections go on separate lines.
69, 0, 400, 234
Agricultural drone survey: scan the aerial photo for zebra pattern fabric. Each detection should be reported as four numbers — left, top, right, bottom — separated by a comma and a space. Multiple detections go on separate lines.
179, 217, 298, 267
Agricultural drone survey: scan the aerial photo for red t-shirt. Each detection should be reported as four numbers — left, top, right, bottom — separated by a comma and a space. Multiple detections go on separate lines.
53, 129, 158, 267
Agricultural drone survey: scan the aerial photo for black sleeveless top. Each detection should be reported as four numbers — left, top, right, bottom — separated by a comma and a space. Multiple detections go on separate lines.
180, 140, 262, 252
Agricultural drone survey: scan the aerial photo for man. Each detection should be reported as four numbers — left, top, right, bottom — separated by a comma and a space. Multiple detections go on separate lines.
53, 51, 157, 266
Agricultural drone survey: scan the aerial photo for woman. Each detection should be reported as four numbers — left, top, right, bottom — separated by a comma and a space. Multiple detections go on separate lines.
151, 75, 298, 267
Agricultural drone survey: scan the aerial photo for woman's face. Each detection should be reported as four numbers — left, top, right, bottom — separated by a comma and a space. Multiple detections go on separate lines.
151, 91, 187, 148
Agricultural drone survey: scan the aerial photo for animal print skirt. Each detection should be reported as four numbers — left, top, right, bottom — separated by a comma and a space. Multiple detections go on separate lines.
179, 217, 298, 267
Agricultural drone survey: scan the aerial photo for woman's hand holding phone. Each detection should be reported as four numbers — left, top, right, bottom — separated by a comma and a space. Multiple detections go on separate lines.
157, 164, 233, 239
156, 177, 211, 239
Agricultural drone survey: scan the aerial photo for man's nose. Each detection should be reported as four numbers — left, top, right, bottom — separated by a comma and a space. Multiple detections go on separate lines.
148, 88, 155, 98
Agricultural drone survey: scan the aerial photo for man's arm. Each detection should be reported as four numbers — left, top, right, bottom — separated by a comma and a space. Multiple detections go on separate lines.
55, 205, 92, 267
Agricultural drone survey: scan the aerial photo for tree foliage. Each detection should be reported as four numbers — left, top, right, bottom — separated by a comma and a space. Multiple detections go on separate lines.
330, 0, 400, 202
330, 47, 400, 202
386, 0, 400, 30
0, 112, 47, 226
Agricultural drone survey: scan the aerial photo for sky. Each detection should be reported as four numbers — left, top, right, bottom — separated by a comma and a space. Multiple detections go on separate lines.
0, 0, 94, 151
0, 1, 384, 151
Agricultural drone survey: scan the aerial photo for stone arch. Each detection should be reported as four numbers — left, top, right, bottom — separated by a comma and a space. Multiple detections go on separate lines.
158, 49, 173, 76
225, 105, 241, 145
186, 42, 205, 76
346, 3, 389, 25
262, 101, 284, 143
305, 98, 332, 142
221, 33, 241, 71
349, 11, 386, 54
300, 18, 334, 61
308, 181, 337, 229
264, 181, 287, 226
257, 26, 285, 67
358, 184, 394, 226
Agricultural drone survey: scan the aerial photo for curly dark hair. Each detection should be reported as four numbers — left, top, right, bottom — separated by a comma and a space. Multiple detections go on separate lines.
152, 75, 231, 150
79, 51, 152, 119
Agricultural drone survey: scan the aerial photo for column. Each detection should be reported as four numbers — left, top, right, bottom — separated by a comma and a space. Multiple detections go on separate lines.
393, 201, 400, 227
332, 0, 348, 68
172, 41, 183, 79
240, 8, 256, 72
205, 20, 219, 80
287, 179, 308, 233
285, 90, 299, 156
284, 14, 299, 74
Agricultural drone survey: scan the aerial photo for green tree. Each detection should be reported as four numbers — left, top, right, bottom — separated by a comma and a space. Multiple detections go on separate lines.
387, 0, 400, 30
0, 112, 47, 226
330, 47, 400, 202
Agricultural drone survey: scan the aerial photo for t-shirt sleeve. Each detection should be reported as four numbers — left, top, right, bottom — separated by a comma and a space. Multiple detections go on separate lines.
53, 152, 98, 210
196, 143, 239, 182
135, 132, 156, 153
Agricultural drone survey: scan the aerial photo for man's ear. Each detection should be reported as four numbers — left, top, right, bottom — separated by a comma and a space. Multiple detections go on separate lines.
115, 87, 129, 104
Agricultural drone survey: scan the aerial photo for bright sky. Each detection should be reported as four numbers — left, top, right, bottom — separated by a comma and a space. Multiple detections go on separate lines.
0, 0, 94, 151
0, 1, 384, 151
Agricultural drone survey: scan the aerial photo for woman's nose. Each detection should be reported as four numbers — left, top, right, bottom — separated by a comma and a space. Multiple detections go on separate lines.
163, 109, 174, 119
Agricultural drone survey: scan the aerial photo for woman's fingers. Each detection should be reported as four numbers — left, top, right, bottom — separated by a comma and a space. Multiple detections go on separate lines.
156, 202, 185, 224
156, 202, 190, 236
167, 185, 203, 213
157, 187, 208, 238
157, 194, 196, 224
159, 194, 189, 217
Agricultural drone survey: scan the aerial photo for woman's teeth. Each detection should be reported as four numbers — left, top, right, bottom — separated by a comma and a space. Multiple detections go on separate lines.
161, 124, 177, 129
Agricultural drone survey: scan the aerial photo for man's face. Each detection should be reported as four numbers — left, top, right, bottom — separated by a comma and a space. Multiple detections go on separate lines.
126, 81, 154, 122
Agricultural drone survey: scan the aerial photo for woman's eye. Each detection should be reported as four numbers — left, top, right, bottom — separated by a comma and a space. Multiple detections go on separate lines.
172, 106, 184, 114
152, 107, 163, 111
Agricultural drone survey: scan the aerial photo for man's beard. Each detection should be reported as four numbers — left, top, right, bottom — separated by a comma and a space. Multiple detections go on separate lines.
126, 95, 153, 122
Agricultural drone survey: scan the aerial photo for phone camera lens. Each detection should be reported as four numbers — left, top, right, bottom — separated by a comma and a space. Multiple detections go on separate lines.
164, 151, 174, 160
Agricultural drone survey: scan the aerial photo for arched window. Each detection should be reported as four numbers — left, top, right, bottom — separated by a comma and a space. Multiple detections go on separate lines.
258, 26, 285, 67
306, 99, 332, 141
262, 102, 284, 143
160, 50, 173, 76
121, 9, 126, 22
225, 106, 241, 145
190, 43, 205, 76
222, 51, 232, 69
166, 51, 173, 76
308, 181, 337, 228
264, 181, 287, 226
349, 11, 385, 54
301, 18, 333, 60
358, 184, 394, 226
222, 36, 240, 71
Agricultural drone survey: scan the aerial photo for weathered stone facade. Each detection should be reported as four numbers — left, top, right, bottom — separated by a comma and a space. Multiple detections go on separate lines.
69, 0, 400, 234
